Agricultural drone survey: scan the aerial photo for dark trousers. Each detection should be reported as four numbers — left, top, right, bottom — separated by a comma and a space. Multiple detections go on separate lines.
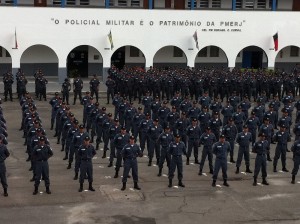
213, 158, 227, 181
254, 155, 267, 178
187, 139, 199, 159
273, 145, 287, 168
109, 141, 116, 162
0, 163, 8, 189
227, 139, 235, 159
91, 89, 99, 102
115, 148, 123, 171
148, 139, 160, 160
107, 89, 114, 103
4, 87, 12, 101
236, 146, 250, 168
139, 132, 149, 152
199, 147, 213, 171
292, 156, 300, 176
168, 155, 183, 181
34, 161, 50, 187
159, 147, 170, 169
62, 92, 69, 104
122, 158, 138, 183
73, 90, 82, 104
79, 160, 93, 183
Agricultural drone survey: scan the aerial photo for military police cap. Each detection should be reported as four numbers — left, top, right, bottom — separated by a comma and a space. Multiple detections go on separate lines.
95, 102, 99, 106
74, 120, 79, 125
281, 124, 286, 128
62, 102, 66, 105
163, 101, 168, 104
192, 118, 197, 122
264, 117, 269, 121
175, 134, 181, 138
58, 97, 62, 100
102, 107, 106, 111
130, 135, 135, 140
79, 124, 84, 129
259, 133, 266, 137
172, 106, 176, 109
238, 105, 242, 109
138, 107, 142, 110
114, 118, 119, 122
251, 111, 255, 115
146, 113, 150, 116
269, 104, 274, 108
36, 128, 42, 132
86, 91, 90, 94
155, 95, 159, 99
25, 91, 29, 94
39, 136, 46, 141
220, 134, 225, 138
165, 126, 170, 129
193, 101, 197, 104
288, 100, 292, 103
89, 97, 93, 100
84, 136, 90, 141
243, 125, 248, 129
182, 112, 186, 115
121, 126, 126, 130
229, 117, 233, 121
154, 118, 159, 122
282, 109, 288, 113
214, 111, 219, 115
203, 106, 208, 109
206, 127, 211, 131
55, 92, 59, 95
34, 120, 40, 124
32, 114, 36, 118
108, 113, 112, 117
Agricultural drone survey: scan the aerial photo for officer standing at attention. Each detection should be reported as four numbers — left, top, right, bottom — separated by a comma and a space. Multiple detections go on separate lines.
106, 76, 116, 104
89, 74, 100, 102
168, 134, 187, 188
186, 118, 201, 165
291, 139, 300, 184
212, 134, 230, 187
0, 136, 10, 197
252, 133, 269, 186
235, 125, 252, 174
31, 136, 53, 195
61, 78, 71, 105
78, 136, 96, 192
199, 127, 216, 175
121, 136, 143, 191
73, 76, 83, 105
3, 73, 14, 102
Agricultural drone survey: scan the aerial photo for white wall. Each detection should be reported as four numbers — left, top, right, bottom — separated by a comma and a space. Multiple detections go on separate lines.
0, 8, 300, 69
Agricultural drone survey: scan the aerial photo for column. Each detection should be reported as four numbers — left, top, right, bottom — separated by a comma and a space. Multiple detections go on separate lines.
272, 0, 277, 11
58, 59, 67, 84
61, 0, 65, 7
13, 0, 18, 6
191, 0, 195, 9
232, 0, 236, 11
149, 0, 153, 9
105, 0, 109, 8
102, 58, 111, 84
145, 56, 153, 71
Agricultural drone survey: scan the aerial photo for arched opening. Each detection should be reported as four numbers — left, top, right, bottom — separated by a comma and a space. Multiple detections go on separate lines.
67, 45, 103, 78
20, 44, 58, 76
111, 45, 145, 70
195, 45, 228, 68
153, 46, 187, 68
0, 46, 12, 75
235, 46, 268, 69
275, 45, 300, 73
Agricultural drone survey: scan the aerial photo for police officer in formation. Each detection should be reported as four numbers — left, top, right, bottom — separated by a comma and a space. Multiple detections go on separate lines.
106, 76, 116, 104
73, 76, 83, 105
89, 74, 100, 102
61, 78, 71, 105
0, 136, 9, 197
121, 135, 143, 191
3, 72, 14, 102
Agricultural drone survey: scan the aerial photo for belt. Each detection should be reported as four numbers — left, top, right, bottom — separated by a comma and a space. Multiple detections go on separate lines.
38, 159, 47, 162
81, 158, 92, 161
125, 157, 137, 160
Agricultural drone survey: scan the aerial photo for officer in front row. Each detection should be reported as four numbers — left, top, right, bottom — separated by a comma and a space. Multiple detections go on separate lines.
252, 133, 269, 186
32, 136, 53, 195
121, 136, 143, 191
0, 136, 10, 197
78, 136, 96, 192
212, 134, 230, 187
168, 134, 186, 188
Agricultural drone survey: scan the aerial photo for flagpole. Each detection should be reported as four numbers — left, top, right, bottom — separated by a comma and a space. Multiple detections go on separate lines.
12, 27, 18, 50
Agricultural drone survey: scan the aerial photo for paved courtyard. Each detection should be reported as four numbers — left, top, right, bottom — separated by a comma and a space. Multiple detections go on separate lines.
0, 90, 300, 224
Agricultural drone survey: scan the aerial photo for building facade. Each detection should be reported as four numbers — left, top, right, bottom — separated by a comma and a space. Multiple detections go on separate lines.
0, 0, 300, 82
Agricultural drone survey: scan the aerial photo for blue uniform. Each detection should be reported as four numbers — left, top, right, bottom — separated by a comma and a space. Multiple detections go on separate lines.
212, 141, 231, 181
236, 131, 252, 168
168, 141, 186, 181
199, 132, 216, 173
78, 144, 96, 184
252, 140, 269, 179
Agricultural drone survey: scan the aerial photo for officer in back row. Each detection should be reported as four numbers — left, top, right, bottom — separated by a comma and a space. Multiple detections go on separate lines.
73, 76, 83, 105
90, 74, 100, 102
0, 136, 10, 197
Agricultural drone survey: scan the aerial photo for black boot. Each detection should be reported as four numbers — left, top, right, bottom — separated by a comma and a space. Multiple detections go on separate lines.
168, 179, 172, 188
223, 180, 229, 187
262, 178, 269, 185
50, 124, 53, 130
121, 182, 126, 191
195, 158, 199, 164
61, 145, 64, 152
148, 159, 152, 166
186, 157, 190, 165
291, 175, 296, 184
198, 169, 203, 176
3, 188, 8, 197
156, 159, 159, 165
102, 150, 106, 159
178, 180, 185, 187
114, 170, 119, 178
89, 182, 95, 191
267, 154, 272, 161
67, 163, 71, 169
230, 157, 236, 163
157, 168, 162, 177
246, 166, 253, 173
73, 173, 78, 180
108, 162, 113, 167
33, 186, 38, 195
78, 183, 83, 192
134, 182, 141, 190
63, 153, 68, 160
282, 167, 289, 172
273, 166, 277, 172
96, 144, 99, 151
209, 169, 213, 174
253, 177, 257, 186
212, 180, 216, 187
235, 167, 239, 174
46, 187, 51, 194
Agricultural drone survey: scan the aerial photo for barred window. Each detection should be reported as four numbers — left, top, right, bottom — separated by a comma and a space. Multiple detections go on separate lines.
173, 47, 183, 57
118, 0, 127, 6
130, 46, 140, 57
198, 47, 208, 57
210, 46, 219, 57
131, 0, 139, 7
212, 0, 221, 8
187, 0, 197, 8
199, 0, 208, 8
245, 0, 254, 9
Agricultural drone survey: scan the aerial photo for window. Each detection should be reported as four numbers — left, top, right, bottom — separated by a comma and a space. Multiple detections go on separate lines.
66, 0, 76, 5
5, 50, 10, 57
5, 0, 14, 4
53, 0, 62, 5
199, 0, 208, 8
245, 0, 254, 9
290, 46, 299, 57
109, 0, 114, 6
131, 0, 139, 7
198, 47, 208, 57
187, 0, 197, 8
118, 0, 127, 6
210, 46, 219, 57
130, 46, 140, 57
0, 47, 2, 57
173, 47, 183, 57
257, 0, 266, 9
80, 0, 89, 5
236, 0, 242, 9
212, 0, 221, 8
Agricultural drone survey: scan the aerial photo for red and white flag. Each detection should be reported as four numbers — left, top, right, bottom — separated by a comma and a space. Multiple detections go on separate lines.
193, 30, 199, 50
